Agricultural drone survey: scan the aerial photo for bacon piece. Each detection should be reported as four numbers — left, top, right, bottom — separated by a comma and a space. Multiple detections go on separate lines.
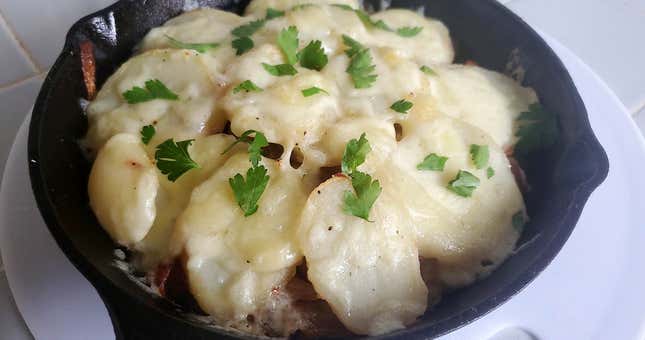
465, 59, 478, 66
505, 148, 530, 193
80, 41, 97, 100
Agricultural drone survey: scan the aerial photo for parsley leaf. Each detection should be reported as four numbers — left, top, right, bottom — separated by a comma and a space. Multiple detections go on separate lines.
331, 4, 355, 10
417, 153, 448, 171
123, 79, 179, 104
487, 166, 495, 179
262, 63, 298, 76
229, 165, 270, 217
232, 37, 254, 55
222, 130, 269, 167
470, 144, 489, 169
343, 171, 382, 221
165, 35, 219, 53
233, 80, 263, 94
342, 35, 365, 58
396, 26, 423, 37
514, 103, 559, 155
290, 3, 315, 10
155, 139, 199, 182
512, 211, 525, 231
302, 86, 329, 97
346, 47, 377, 88
231, 19, 265, 38
390, 99, 413, 114
298, 40, 328, 71
420, 65, 437, 76
140, 125, 155, 145
448, 170, 480, 197
266, 8, 285, 19
277, 26, 299, 64
341, 133, 371, 174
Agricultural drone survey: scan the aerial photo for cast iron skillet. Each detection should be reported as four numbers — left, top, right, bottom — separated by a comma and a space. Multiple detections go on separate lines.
28, 0, 609, 338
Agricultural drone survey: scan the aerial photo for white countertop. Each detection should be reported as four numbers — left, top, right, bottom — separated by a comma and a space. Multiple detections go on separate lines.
0, 0, 644, 339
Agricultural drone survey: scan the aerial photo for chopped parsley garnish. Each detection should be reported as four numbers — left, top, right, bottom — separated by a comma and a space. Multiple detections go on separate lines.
154, 139, 199, 182
165, 35, 219, 53
290, 3, 315, 10
331, 4, 355, 10
265, 8, 285, 19
350, 9, 422, 38
396, 26, 423, 37
514, 103, 559, 155
222, 130, 269, 167
277, 26, 299, 65
420, 65, 437, 76
512, 211, 525, 231
233, 80, 263, 94
448, 170, 480, 197
470, 144, 489, 169
390, 99, 413, 114
343, 37, 377, 89
487, 166, 495, 179
140, 125, 155, 145
417, 153, 448, 171
122, 79, 179, 104
298, 40, 328, 71
232, 37, 254, 55
262, 63, 298, 76
231, 19, 265, 55
340, 133, 381, 221
229, 165, 270, 217
342, 35, 365, 58
231, 19, 265, 38
343, 171, 382, 221
302, 86, 329, 97
341, 133, 371, 174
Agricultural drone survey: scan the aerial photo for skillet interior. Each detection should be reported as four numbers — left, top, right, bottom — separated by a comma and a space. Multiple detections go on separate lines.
28, 0, 609, 338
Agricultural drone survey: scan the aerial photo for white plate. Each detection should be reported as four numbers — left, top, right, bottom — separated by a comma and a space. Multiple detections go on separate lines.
1, 35, 644, 340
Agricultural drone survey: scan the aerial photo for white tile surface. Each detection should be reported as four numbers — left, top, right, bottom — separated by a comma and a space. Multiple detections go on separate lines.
0, 15, 36, 87
507, 0, 645, 114
0, 0, 115, 70
0, 271, 33, 340
0, 76, 42, 178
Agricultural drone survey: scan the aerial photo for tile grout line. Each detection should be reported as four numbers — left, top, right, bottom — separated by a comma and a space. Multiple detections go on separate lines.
0, 72, 45, 92
0, 8, 42, 74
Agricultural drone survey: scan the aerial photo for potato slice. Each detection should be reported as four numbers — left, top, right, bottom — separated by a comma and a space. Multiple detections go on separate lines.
245, 0, 359, 17
381, 116, 524, 287
88, 134, 158, 246
298, 176, 428, 335
369, 9, 455, 66
407, 64, 537, 148
173, 153, 308, 320
134, 134, 238, 268
83, 49, 225, 154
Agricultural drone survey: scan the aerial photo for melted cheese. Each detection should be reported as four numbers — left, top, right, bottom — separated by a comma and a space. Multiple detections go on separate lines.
380, 116, 524, 287
244, 0, 359, 16
88, 134, 158, 246
134, 134, 238, 268
407, 64, 538, 148
85, 0, 535, 335
298, 177, 428, 335
222, 44, 342, 155
174, 153, 307, 320
84, 49, 225, 153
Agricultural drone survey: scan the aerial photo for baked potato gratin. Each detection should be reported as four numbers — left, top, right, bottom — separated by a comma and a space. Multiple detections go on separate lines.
82, 0, 554, 337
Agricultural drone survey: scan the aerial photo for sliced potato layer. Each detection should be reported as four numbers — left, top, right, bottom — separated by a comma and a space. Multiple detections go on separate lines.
298, 177, 428, 335
88, 134, 158, 246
